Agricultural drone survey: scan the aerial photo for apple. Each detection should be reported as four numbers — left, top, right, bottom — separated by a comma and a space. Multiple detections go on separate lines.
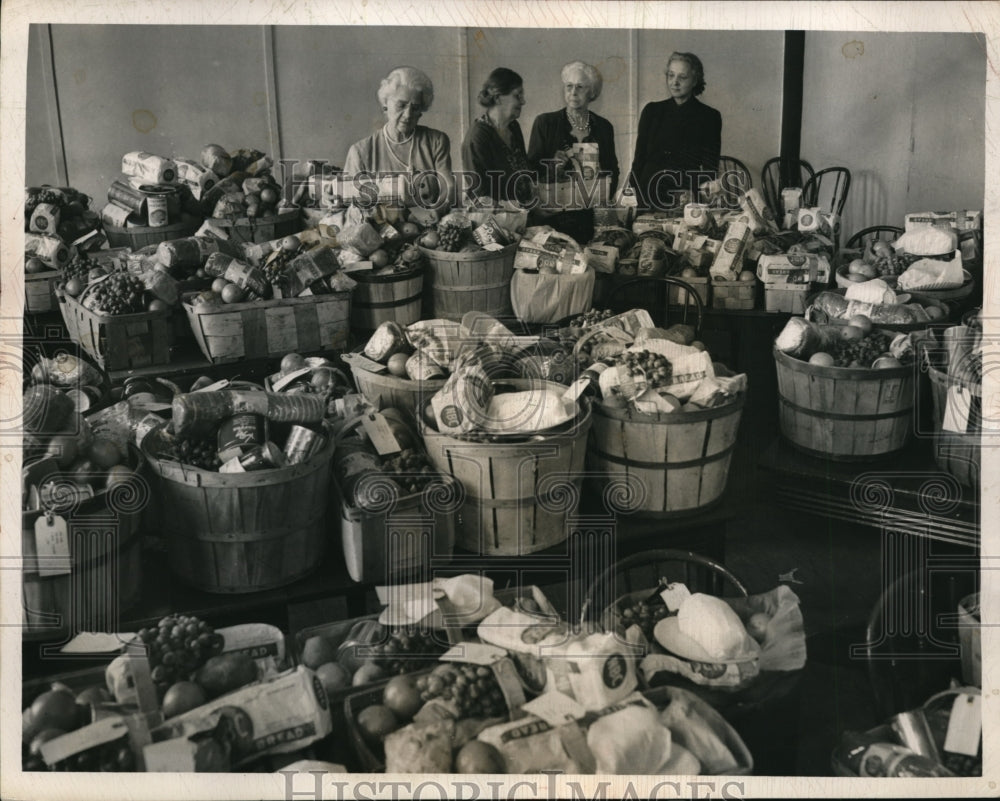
809, 352, 835, 367
847, 314, 873, 335
419, 231, 440, 249
738, 270, 755, 283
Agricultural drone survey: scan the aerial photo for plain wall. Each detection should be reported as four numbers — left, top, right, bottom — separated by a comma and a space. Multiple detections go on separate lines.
802, 31, 986, 238
25, 24, 986, 235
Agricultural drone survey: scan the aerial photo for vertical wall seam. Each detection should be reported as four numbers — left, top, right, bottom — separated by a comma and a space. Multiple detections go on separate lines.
263, 25, 282, 165
39, 24, 69, 185
458, 27, 469, 156
627, 29, 639, 177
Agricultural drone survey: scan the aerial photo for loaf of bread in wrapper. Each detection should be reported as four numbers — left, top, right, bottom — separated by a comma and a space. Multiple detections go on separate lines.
658, 694, 739, 774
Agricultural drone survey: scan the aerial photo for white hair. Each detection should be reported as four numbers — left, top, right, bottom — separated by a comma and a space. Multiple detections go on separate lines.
378, 66, 435, 112
561, 61, 603, 101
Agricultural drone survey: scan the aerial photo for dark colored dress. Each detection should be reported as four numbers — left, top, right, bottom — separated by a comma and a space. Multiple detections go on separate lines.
527, 108, 620, 245
629, 97, 722, 211
461, 115, 533, 204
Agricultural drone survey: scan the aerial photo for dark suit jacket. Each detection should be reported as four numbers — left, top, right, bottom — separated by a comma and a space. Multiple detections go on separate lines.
527, 108, 620, 195
629, 97, 722, 209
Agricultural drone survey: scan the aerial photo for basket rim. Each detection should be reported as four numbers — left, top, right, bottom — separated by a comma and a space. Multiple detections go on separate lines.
349, 264, 424, 284
772, 343, 912, 379
348, 361, 447, 389
103, 214, 203, 235
418, 242, 518, 263
60, 290, 176, 321
208, 207, 302, 225
182, 289, 351, 314
592, 391, 745, 423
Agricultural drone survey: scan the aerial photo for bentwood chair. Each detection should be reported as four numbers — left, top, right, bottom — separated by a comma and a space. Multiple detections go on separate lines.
760, 157, 815, 218
715, 155, 753, 209
857, 566, 977, 720
845, 224, 904, 252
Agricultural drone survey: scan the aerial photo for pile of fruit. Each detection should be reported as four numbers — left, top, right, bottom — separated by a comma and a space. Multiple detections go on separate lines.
415, 663, 507, 718
568, 308, 615, 330
616, 596, 670, 642
202, 145, 286, 220
157, 432, 223, 471
135, 614, 227, 699
804, 316, 909, 370
618, 349, 673, 391
380, 449, 439, 496
80, 272, 147, 315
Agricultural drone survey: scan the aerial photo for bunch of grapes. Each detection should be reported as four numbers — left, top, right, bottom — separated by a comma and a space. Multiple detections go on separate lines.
873, 252, 904, 277
88, 273, 146, 315
26, 187, 65, 217
415, 662, 507, 719
831, 330, 894, 368
620, 349, 673, 390
136, 615, 224, 698
435, 221, 467, 252
617, 599, 670, 642
262, 248, 296, 286
570, 308, 614, 329
382, 449, 438, 495
369, 628, 447, 676
63, 252, 102, 284
164, 434, 223, 471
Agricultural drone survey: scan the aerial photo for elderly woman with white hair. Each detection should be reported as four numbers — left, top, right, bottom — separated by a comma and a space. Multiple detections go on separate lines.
527, 60, 620, 245
343, 66, 454, 212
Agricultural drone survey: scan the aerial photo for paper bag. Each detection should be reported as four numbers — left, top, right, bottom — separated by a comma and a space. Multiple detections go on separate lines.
510, 269, 595, 323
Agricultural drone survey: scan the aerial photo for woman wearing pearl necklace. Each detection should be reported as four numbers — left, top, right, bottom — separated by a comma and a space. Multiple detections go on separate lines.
461, 67, 535, 206
527, 60, 620, 246
343, 66, 454, 213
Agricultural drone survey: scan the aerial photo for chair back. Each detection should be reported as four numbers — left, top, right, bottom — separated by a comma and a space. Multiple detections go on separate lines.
845, 224, 903, 252
760, 157, 815, 217
716, 155, 753, 209
801, 166, 852, 218
602, 276, 704, 334
580, 548, 750, 627
857, 567, 976, 720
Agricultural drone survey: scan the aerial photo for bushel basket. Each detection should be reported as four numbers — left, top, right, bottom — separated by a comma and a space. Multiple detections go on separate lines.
349, 265, 424, 333
141, 425, 336, 593
419, 243, 516, 322
206, 207, 303, 245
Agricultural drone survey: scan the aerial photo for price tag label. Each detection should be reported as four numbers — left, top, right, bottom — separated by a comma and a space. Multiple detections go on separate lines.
944, 693, 982, 757
143, 738, 198, 772
40, 717, 129, 766
522, 691, 587, 728
441, 642, 507, 665
360, 412, 402, 455
943, 385, 972, 433
562, 377, 589, 404
341, 352, 387, 374
34, 514, 71, 577
660, 582, 691, 612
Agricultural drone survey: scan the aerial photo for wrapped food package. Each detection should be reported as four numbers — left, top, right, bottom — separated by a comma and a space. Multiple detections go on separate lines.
658, 695, 739, 774
586, 703, 673, 774
897, 251, 965, 291
363, 321, 410, 363
894, 226, 958, 256
678, 593, 751, 661
774, 317, 823, 359
384, 719, 455, 774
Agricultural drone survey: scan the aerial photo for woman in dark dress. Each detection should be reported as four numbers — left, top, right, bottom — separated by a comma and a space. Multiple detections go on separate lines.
527, 60, 620, 245
629, 52, 722, 212
461, 68, 535, 206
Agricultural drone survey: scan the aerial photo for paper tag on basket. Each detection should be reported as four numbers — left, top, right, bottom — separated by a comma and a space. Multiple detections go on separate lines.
441, 642, 508, 665
522, 691, 588, 727
660, 582, 691, 612
562, 377, 590, 404
40, 716, 131, 766
942, 385, 972, 434
943, 693, 982, 756
61, 632, 137, 654
341, 352, 388, 374
360, 411, 402, 455
35, 514, 71, 577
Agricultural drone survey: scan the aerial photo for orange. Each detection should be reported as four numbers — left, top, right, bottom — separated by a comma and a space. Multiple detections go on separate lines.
148, 298, 170, 312
352, 662, 386, 687
211, 278, 230, 294
454, 740, 505, 773
848, 314, 873, 335
316, 662, 351, 697
809, 352, 835, 367
64, 278, 84, 297
301, 635, 338, 669
281, 235, 301, 252
370, 249, 390, 269
382, 675, 422, 722
162, 681, 207, 719
387, 353, 409, 378
400, 222, 420, 238
419, 231, 440, 249
88, 438, 122, 469
356, 704, 398, 745
280, 352, 306, 373
25, 257, 47, 274
840, 325, 865, 342
221, 284, 246, 304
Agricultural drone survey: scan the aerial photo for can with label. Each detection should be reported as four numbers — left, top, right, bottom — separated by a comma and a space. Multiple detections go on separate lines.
146, 194, 169, 227
219, 442, 287, 473
29, 203, 61, 234
218, 413, 266, 462
100, 202, 135, 229
107, 179, 147, 214
121, 151, 177, 184
283, 425, 324, 465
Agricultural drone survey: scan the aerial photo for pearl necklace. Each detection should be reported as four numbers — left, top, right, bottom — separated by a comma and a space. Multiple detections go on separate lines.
382, 125, 415, 172
567, 109, 591, 135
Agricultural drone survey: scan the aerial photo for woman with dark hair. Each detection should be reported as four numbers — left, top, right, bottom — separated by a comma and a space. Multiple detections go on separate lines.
461, 67, 535, 205
629, 52, 722, 212
527, 60, 620, 245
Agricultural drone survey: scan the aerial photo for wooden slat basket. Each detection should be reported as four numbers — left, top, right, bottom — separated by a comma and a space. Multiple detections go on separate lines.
347, 360, 446, 424
103, 214, 202, 250
419, 243, 516, 322
349, 265, 424, 333
25, 269, 63, 314
207, 208, 303, 245
141, 424, 336, 594
774, 345, 915, 460
184, 291, 351, 364
57, 291, 174, 372
419, 379, 592, 556
22, 447, 147, 639
586, 395, 744, 516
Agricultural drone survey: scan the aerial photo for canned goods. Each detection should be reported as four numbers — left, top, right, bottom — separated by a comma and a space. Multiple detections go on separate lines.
218, 413, 266, 461
100, 202, 134, 229
107, 179, 148, 214
219, 442, 287, 473
618, 258, 638, 276
283, 425, 324, 465
146, 194, 169, 227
